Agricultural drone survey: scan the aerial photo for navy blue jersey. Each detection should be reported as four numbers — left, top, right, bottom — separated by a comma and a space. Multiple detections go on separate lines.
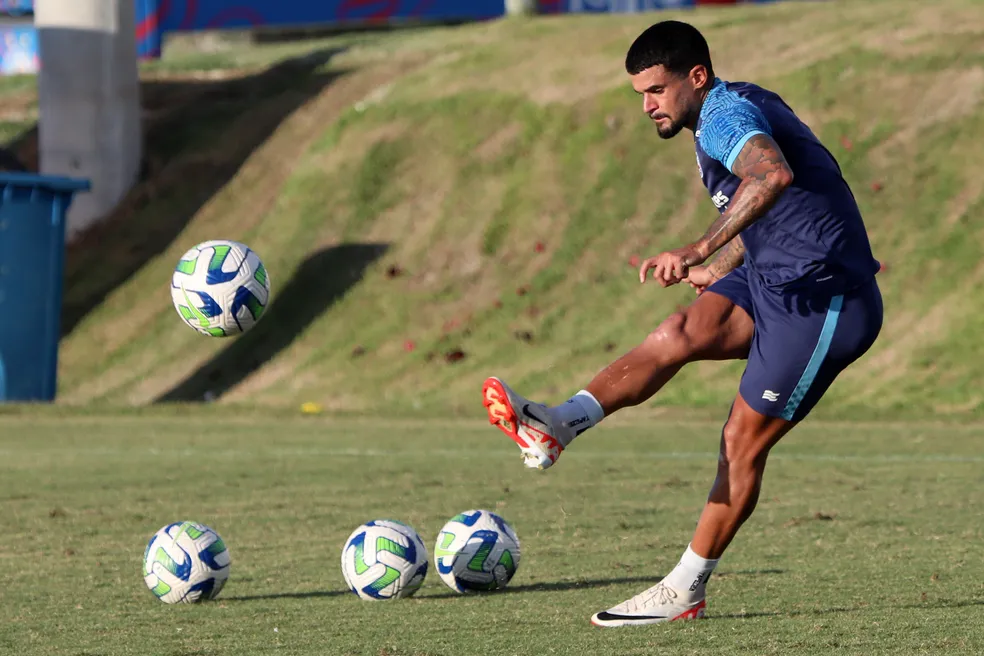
695, 78, 879, 294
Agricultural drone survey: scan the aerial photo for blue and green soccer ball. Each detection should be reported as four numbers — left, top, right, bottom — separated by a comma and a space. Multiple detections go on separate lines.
143, 521, 231, 604
435, 509, 521, 593
171, 240, 271, 337
341, 520, 429, 601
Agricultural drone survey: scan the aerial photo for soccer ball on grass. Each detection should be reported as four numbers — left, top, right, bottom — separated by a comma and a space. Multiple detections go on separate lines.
341, 520, 429, 600
434, 509, 521, 593
143, 521, 231, 604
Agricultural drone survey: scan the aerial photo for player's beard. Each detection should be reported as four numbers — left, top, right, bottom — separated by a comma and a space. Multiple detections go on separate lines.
654, 103, 699, 140
655, 117, 686, 139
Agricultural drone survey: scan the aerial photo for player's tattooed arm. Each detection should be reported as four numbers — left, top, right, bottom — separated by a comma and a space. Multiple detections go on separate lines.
694, 134, 794, 261
638, 134, 791, 287
707, 234, 745, 279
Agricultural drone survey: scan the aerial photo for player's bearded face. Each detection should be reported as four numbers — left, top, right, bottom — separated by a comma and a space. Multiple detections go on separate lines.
631, 66, 701, 139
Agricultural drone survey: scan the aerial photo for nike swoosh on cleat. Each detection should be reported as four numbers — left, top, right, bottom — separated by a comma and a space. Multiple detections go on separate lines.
521, 404, 548, 424
594, 612, 667, 621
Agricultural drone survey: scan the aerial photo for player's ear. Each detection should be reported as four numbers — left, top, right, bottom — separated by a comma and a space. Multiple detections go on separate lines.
689, 65, 708, 90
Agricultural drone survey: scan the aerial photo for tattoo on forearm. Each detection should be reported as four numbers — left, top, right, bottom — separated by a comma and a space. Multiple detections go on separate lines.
709, 235, 745, 278
697, 134, 793, 259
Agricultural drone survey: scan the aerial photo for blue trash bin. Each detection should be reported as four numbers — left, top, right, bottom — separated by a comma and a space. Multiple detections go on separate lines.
0, 173, 91, 402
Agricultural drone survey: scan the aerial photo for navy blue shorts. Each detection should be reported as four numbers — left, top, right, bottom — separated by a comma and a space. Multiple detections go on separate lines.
707, 266, 883, 422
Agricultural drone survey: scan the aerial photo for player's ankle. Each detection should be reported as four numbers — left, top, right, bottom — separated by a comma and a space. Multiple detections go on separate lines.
549, 390, 605, 447
662, 544, 719, 603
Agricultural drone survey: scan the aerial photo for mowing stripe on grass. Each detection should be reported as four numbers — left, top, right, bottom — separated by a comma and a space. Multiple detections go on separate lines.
2, 446, 982, 465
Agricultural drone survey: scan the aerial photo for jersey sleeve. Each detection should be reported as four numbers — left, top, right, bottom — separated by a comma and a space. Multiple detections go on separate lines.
698, 91, 773, 174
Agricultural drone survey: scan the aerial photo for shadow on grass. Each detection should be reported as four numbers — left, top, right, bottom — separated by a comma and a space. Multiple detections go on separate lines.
221, 569, 793, 604
34, 47, 348, 338
421, 569, 786, 600
223, 589, 350, 602
157, 242, 388, 402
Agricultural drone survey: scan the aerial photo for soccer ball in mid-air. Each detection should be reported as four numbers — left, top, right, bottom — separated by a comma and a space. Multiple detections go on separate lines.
434, 509, 521, 593
171, 239, 271, 337
143, 521, 231, 604
341, 520, 428, 600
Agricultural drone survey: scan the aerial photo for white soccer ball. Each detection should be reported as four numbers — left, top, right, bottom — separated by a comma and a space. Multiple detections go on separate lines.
143, 521, 231, 604
341, 520, 428, 600
435, 509, 521, 593
171, 239, 271, 337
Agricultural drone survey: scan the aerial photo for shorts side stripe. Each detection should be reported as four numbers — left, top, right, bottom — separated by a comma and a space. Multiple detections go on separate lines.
781, 294, 844, 421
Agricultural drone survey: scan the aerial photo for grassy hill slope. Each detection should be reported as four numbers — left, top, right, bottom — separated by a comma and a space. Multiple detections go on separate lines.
35, 0, 984, 418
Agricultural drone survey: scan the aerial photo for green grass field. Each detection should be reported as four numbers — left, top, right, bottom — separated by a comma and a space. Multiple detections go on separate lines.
2, 0, 984, 653
3, 414, 982, 655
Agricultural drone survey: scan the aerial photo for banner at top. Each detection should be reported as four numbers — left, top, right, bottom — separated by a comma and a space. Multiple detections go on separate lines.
150, 0, 505, 32
0, 0, 33, 16
133, 0, 770, 58
136, 0, 507, 56
565, 0, 696, 11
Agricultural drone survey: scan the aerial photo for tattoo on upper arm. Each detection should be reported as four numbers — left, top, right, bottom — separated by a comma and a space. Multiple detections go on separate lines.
696, 134, 793, 260
731, 133, 791, 183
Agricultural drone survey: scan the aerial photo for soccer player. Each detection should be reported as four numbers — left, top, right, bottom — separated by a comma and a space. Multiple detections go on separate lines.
482, 20, 883, 627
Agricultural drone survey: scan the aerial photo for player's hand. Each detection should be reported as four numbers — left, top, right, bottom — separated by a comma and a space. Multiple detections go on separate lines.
638, 245, 707, 287
683, 266, 719, 295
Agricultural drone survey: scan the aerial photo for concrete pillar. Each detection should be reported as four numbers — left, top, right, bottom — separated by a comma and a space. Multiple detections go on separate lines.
35, 0, 141, 239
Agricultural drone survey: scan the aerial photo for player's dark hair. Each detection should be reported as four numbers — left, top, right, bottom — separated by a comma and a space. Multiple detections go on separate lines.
625, 20, 714, 79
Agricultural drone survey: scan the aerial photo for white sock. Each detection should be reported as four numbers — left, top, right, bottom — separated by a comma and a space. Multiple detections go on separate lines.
548, 390, 605, 447
661, 544, 719, 602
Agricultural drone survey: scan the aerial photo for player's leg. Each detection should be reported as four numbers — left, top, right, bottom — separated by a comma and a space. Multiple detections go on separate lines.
484, 270, 755, 469
582, 289, 752, 414
686, 278, 883, 561
590, 278, 883, 627
590, 393, 791, 627
690, 395, 794, 559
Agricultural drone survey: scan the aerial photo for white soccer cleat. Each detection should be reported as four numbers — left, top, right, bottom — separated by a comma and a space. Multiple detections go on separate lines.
482, 377, 563, 470
590, 580, 706, 627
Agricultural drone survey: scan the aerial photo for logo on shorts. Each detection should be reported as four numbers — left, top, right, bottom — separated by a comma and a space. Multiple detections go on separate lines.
762, 390, 780, 402
711, 190, 730, 209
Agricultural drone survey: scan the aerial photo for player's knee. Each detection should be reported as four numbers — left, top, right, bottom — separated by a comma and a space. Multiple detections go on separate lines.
642, 312, 692, 361
720, 419, 768, 472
